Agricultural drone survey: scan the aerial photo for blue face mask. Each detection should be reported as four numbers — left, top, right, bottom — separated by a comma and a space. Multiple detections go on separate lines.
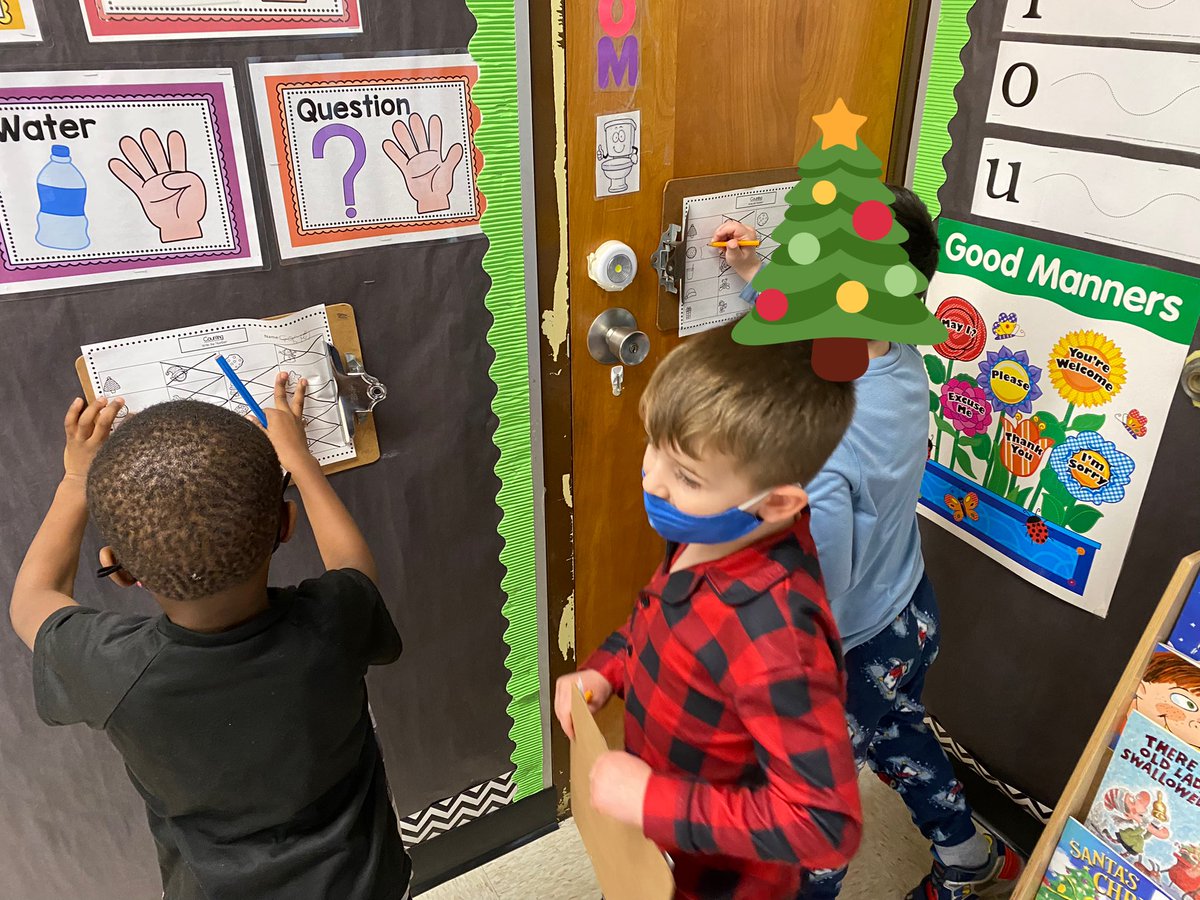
642, 487, 773, 545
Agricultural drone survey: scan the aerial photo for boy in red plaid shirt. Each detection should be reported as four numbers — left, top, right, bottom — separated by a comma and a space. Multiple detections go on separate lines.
555, 327, 860, 899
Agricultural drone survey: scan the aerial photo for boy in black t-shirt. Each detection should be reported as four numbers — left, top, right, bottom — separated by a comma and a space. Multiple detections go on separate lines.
10, 377, 409, 900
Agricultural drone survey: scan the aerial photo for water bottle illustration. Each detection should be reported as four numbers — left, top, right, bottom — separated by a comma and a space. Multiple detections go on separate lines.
35, 145, 90, 251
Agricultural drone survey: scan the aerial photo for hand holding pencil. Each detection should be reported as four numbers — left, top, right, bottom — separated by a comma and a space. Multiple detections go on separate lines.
712, 221, 764, 284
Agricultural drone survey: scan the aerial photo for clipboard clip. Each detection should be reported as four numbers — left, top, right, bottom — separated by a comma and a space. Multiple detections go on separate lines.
651, 224, 683, 295
326, 343, 387, 442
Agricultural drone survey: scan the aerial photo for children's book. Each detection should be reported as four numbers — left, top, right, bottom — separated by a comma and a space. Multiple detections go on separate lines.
1113, 644, 1200, 753
1168, 576, 1200, 664
1087, 711, 1200, 900
1039, 817, 1172, 900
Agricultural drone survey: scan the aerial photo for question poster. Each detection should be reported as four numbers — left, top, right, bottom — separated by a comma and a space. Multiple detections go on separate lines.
249, 56, 483, 259
919, 222, 1200, 617
0, 70, 261, 297
78, 0, 362, 42
0, 0, 42, 43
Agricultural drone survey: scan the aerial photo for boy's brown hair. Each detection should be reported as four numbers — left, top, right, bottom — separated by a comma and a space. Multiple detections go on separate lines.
1143, 652, 1200, 692
640, 325, 856, 489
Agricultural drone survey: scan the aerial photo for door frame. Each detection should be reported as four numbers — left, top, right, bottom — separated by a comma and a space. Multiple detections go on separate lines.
530, 0, 938, 814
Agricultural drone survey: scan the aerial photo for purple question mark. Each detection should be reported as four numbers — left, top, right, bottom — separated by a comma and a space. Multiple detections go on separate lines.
312, 124, 367, 219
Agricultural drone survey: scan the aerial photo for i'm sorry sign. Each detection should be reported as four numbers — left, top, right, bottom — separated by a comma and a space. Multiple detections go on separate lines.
0, 69, 260, 296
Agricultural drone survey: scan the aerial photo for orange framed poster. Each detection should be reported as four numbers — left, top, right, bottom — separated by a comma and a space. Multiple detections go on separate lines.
249, 55, 484, 259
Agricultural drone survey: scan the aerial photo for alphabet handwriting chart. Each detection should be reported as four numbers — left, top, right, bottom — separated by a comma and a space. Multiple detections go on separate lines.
910, 1, 1200, 617
0, 69, 261, 297
678, 182, 795, 336
249, 55, 482, 259
83, 305, 355, 468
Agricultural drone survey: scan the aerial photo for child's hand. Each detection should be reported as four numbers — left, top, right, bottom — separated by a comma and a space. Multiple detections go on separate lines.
590, 750, 651, 829
63, 397, 123, 480
259, 372, 315, 473
712, 221, 763, 284
554, 669, 613, 740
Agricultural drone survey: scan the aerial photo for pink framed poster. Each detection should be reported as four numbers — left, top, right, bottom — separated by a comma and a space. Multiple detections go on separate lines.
0, 69, 261, 296
78, 0, 363, 42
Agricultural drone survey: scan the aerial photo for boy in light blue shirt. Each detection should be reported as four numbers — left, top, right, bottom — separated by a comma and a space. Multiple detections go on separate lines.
714, 186, 1023, 900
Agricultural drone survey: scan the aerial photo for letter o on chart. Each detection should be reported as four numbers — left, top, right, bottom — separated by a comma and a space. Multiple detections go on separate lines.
1002, 63, 1039, 108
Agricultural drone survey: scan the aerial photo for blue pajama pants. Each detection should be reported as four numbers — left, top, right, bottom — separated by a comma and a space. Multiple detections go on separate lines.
802, 574, 976, 898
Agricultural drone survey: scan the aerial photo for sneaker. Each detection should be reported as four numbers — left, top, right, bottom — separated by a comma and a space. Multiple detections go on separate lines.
906, 833, 1024, 899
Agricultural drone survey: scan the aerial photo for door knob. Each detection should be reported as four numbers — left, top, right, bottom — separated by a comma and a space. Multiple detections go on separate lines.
587, 308, 649, 366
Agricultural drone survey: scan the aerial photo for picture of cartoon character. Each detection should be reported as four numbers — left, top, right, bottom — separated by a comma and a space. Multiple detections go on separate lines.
914, 606, 937, 651
1167, 843, 1200, 899
1100, 787, 1171, 865
867, 658, 912, 699
878, 756, 934, 795
1132, 651, 1200, 750
931, 780, 967, 812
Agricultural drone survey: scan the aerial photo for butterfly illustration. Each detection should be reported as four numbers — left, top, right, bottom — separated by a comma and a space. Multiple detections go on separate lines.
1117, 409, 1148, 439
944, 492, 979, 523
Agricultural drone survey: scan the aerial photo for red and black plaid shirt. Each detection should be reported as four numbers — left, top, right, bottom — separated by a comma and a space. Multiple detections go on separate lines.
584, 513, 862, 900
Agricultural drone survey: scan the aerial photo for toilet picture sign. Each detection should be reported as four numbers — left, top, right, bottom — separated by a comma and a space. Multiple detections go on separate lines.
595, 109, 640, 198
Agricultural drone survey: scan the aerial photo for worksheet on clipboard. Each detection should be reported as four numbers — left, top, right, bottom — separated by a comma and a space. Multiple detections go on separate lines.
81, 305, 355, 467
679, 181, 797, 336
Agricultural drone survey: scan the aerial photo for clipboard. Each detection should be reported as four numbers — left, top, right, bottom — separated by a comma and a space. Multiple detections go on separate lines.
570, 687, 675, 900
652, 166, 797, 333
75, 302, 382, 476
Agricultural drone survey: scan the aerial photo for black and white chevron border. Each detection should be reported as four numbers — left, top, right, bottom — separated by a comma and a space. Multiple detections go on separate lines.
927, 716, 1053, 824
398, 770, 517, 846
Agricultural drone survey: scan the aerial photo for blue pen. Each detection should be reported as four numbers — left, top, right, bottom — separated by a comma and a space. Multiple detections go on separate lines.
215, 355, 269, 428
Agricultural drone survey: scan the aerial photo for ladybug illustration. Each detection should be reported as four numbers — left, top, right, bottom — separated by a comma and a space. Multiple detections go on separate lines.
1026, 515, 1049, 544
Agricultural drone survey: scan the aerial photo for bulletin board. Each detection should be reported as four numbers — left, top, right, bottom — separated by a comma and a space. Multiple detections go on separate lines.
908, 0, 1200, 812
0, 2, 546, 898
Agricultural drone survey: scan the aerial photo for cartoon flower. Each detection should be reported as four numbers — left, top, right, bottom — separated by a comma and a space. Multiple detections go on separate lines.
940, 379, 992, 437
999, 414, 1054, 477
1048, 330, 1127, 408
932, 297, 987, 361
978, 346, 1043, 416
1049, 432, 1135, 505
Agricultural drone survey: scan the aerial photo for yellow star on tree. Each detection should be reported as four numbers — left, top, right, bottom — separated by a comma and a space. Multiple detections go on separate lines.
813, 98, 867, 150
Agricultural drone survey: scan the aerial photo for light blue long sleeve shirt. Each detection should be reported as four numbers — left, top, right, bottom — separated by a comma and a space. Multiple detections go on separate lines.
805, 343, 928, 650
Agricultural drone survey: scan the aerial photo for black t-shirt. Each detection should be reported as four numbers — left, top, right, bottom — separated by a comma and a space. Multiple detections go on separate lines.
33, 569, 410, 900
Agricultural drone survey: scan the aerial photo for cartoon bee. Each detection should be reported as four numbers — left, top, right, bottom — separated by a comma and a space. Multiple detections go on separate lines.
1026, 515, 1049, 544
944, 492, 979, 523
991, 312, 1024, 340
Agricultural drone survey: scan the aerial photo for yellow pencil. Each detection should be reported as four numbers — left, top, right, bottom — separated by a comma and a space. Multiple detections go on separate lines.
709, 240, 761, 248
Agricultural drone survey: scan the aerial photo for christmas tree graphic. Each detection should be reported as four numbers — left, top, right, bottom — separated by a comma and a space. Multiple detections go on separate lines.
733, 99, 948, 381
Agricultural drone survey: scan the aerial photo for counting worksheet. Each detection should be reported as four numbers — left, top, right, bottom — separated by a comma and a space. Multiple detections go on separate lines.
82, 305, 354, 467
678, 182, 796, 336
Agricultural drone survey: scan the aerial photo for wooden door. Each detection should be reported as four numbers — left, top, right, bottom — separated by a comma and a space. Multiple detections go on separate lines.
566, 0, 921, 743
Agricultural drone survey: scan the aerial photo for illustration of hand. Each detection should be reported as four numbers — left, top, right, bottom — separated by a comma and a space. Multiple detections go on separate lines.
109, 129, 207, 243
383, 114, 465, 214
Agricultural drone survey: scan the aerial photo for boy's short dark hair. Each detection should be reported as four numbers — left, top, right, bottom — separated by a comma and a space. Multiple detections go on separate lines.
641, 326, 855, 489
888, 183, 939, 283
87, 401, 284, 601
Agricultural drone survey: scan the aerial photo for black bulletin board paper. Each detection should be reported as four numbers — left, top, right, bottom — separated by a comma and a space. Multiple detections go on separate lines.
0, 3, 523, 898
913, 0, 1200, 809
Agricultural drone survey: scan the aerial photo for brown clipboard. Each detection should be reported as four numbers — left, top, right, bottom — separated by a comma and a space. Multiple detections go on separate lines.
75, 302, 380, 476
570, 687, 675, 900
657, 166, 798, 333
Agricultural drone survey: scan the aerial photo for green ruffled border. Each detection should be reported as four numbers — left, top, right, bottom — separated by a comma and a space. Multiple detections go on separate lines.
911, 0, 976, 218
466, 1, 543, 802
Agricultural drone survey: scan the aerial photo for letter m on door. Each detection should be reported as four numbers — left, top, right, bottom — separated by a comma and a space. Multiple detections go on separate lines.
598, 36, 639, 89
